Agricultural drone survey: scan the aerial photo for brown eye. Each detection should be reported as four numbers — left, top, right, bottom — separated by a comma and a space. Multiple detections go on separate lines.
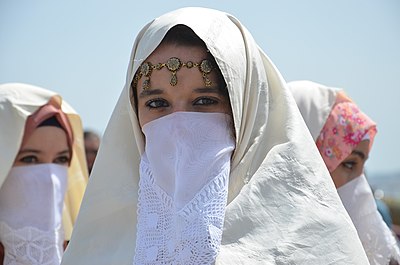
19, 155, 38, 164
342, 161, 356, 170
146, 98, 169, 109
342, 161, 357, 170
54, 156, 70, 165
193, 97, 218, 106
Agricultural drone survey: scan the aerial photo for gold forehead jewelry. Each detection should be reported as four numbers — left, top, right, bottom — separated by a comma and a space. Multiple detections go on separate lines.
134, 57, 214, 90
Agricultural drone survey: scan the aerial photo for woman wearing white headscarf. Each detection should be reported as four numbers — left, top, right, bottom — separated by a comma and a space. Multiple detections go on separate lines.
289, 80, 400, 265
62, 7, 369, 264
0, 83, 88, 264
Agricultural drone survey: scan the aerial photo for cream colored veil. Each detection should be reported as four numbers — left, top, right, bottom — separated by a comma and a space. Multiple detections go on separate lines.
287, 80, 339, 141
0, 83, 88, 240
62, 8, 369, 264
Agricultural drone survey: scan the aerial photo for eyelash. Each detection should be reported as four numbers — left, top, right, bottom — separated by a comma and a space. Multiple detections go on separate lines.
54, 156, 70, 164
144, 96, 219, 109
193, 97, 218, 106
342, 161, 356, 170
145, 98, 169, 109
18, 155, 70, 165
19, 155, 38, 164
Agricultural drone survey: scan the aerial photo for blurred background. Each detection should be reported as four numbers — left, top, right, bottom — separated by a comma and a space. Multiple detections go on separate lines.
1, 0, 399, 226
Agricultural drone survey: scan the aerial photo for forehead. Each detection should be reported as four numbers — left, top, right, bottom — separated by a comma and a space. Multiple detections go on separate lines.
353, 140, 370, 156
146, 43, 209, 63
135, 42, 221, 92
23, 126, 68, 147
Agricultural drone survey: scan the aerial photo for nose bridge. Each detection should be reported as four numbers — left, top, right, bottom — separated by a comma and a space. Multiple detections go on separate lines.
41, 152, 56, 164
172, 99, 191, 113
42, 157, 54, 164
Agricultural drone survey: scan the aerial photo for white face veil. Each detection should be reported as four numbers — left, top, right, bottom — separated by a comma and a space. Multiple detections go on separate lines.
0, 83, 88, 240
289, 80, 400, 264
62, 8, 369, 264
0, 164, 69, 264
337, 174, 400, 264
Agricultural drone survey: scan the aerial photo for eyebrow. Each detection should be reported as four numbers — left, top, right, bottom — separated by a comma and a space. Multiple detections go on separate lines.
194, 87, 222, 94
138, 87, 222, 98
351, 150, 366, 160
138, 89, 164, 98
18, 149, 70, 156
57, 150, 70, 156
18, 149, 40, 154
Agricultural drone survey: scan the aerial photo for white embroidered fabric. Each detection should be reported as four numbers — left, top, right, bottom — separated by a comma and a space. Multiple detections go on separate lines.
0, 164, 68, 265
133, 112, 235, 265
0, 222, 63, 265
338, 174, 400, 264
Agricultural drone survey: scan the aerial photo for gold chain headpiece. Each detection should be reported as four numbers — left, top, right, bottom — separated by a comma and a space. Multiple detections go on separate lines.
133, 57, 214, 90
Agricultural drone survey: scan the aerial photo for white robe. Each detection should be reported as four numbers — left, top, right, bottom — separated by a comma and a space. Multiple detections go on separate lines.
62, 7, 369, 264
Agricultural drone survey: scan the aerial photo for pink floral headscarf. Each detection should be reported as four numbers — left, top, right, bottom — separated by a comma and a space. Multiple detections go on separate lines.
316, 92, 377, 172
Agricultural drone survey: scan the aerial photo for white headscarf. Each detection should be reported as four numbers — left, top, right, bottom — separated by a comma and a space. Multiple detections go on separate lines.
289, 80, 400, 264
287, 80, 339, 141
0, 83, 88, 240
62, 8, 368, 264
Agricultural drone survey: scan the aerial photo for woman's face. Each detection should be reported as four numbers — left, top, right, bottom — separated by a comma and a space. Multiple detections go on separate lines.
13, 126, 71, 167
331, 140, 370, 188
136, 43, 232, 127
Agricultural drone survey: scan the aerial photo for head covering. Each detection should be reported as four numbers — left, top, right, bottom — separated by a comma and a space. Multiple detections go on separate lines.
288, 80, 377, 172
0, 83, 88, 239
289, 80, 400, 264
22, 100, 74, 152
62, 8, 368, 264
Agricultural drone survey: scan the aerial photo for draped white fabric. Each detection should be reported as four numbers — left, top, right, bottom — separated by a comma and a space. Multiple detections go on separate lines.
0, 164, 68, 265
62, 7, 368, 264
289, 80, 400, 264
338, 175, 400, 264
287, 80, 339, 141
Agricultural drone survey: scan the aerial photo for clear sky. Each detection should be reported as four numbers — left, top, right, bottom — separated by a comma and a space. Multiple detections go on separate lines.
1, 0, 399, 175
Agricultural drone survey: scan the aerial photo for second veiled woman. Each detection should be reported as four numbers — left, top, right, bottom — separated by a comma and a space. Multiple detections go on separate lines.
289, 80, 400, 265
